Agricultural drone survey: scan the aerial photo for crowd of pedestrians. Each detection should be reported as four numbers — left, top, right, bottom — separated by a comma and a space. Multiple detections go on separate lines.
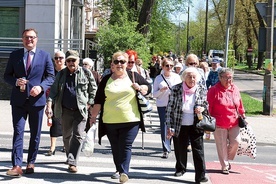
3, 27, 246, 184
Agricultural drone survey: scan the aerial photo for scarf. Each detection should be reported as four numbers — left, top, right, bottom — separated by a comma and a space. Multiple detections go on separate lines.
182, 82, 197, 102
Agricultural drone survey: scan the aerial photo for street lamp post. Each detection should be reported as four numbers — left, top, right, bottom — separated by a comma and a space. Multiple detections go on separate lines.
263, 0, 274, 115
186, 4, 190, 54
225, 0, 235, 67
204, 0, 208, 55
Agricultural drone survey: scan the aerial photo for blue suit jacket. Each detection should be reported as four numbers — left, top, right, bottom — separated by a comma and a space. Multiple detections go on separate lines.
4, 48, 55, 106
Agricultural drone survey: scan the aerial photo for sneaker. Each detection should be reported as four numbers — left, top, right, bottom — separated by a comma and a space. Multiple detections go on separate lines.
161, 152, 168, 159
119, 173, 129, 183
111, 171, 119, 179
222, 168, 229, 174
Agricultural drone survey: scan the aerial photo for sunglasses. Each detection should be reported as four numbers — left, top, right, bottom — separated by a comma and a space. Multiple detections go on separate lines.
128, 61, 135, 64
113, 60, 127, 64
188, 62, 197, 66
54, 57, 64, 60
165, 64, 174, 68
66, 59, 76, 63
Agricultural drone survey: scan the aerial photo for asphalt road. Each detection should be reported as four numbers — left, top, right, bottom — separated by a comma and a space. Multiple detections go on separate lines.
0, 70, 275, 183
234, 70, 276, 106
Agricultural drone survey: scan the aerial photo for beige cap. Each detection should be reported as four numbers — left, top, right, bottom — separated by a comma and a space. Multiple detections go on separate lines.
65, 50, 79, 60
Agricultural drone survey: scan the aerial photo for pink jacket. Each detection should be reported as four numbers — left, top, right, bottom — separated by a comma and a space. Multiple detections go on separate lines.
207, 82, 245, 129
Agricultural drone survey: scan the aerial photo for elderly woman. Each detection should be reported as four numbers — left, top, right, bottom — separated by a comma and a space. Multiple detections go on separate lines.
126, 49, 138, 72
45, 51, 66, 156
90, 51, 151, 183
153, 58, 182, 159
82, 58, 101, 86
185, 54, 206, 88
207, 68, 245, 174
82, 57, 101, 132
165, 67, 208, 183
174, 62, 183, 75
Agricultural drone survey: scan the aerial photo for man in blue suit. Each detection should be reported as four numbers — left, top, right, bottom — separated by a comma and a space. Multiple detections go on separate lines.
4, 28, 55, 177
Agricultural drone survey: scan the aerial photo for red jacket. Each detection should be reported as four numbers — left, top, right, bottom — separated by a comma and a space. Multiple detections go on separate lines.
207, 82, 245, 129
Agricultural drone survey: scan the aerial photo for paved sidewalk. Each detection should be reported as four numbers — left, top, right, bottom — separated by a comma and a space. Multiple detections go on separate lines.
233, 70, 276, 145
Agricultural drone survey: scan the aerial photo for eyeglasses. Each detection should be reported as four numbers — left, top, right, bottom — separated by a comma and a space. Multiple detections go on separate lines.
66, 59, 76, 63
113, 60, 127, 64
23, 36, 37, 40
165, 64, 174, 68
128, 61, 135, 64
188, 63, 197, 66
222, 76, 233, 81
54, 57, 64, 60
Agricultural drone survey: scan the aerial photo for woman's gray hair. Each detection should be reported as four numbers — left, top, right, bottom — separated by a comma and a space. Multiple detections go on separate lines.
54, 50, 65, 58
185, 53, 199, 66
83, 58, 94, 67
181, 67, 201, 83
218, 68, 234, 78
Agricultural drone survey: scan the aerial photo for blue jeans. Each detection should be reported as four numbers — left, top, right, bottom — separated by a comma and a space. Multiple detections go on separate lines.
157, 106, 171, 153
105, 122, 139, 175
150, 77, 155, 95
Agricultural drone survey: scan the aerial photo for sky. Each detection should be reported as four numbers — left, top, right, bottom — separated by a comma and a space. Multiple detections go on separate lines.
171, 1, 205, 23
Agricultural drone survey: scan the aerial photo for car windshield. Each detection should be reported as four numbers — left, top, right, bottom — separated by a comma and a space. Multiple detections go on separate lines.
213, 53, 224, 57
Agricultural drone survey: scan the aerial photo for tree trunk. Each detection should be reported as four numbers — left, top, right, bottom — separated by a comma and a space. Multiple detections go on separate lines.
253, 1, 266, 70
136, 0, 155, 35
257, 52, 264, 70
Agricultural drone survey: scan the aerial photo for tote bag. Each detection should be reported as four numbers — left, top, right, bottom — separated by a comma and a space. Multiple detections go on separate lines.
237, 124, 257, 159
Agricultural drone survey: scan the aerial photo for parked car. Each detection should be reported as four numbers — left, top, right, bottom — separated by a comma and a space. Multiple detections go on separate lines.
208, 50, 224, 66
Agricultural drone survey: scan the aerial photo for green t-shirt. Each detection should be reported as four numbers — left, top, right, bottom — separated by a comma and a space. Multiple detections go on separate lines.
103, 77, 140, 123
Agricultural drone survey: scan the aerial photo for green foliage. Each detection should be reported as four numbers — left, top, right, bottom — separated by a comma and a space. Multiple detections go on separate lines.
227, 54, 236, 69
234, 63, 276, 76
241, 92, 263, 116
149, 10, 178, 55
96, 21, 151, 68
108, 0, 139, 25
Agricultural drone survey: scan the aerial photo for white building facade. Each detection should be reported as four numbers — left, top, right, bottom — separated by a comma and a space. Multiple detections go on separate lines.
0, 0, 103, 57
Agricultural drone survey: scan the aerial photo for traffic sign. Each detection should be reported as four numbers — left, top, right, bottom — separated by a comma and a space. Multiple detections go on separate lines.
255, 3, 276, 25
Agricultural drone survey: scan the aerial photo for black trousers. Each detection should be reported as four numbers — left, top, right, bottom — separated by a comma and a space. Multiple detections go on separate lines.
173, 125, 206, 182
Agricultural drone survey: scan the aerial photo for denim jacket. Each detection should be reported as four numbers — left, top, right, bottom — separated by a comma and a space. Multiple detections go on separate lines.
48, 67, 97, 119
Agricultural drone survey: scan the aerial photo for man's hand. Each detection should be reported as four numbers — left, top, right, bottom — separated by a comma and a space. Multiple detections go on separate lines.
16, 78, 28, 87
30, 86, 42, 97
